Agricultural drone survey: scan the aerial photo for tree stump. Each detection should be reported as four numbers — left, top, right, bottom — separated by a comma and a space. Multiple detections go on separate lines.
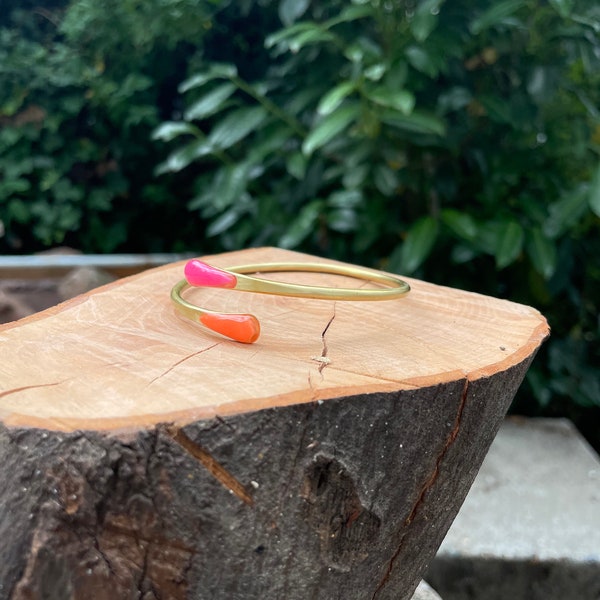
0, 247, 549, 600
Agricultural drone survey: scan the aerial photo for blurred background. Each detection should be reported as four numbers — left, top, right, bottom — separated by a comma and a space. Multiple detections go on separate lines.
0, 0, 598, 449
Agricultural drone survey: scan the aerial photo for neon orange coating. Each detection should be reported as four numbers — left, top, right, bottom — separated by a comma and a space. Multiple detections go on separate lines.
199, 313, 260, 344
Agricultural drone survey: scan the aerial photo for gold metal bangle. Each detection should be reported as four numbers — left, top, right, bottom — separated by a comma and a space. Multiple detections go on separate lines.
171, 259, 410, 344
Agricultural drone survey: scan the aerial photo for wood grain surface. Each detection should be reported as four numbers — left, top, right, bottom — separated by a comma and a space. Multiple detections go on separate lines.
0, 247, 548, 431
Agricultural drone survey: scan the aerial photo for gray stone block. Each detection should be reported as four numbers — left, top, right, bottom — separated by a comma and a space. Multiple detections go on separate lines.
427, 417, 600, 600
412, 581, 443, 600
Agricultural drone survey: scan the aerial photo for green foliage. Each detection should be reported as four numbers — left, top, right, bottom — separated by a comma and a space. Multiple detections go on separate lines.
0, 0, 214, 251
153, 0, 600, 435
0, 0, 599, 443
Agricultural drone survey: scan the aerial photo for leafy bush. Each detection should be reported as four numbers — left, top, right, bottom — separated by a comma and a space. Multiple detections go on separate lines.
0, 0, 214, 252
154, 0, 600, 441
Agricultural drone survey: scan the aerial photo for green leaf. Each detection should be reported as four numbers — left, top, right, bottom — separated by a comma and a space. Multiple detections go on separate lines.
1, 178, 31, 196
317, 82, 356, 116
302, 104, 360, 156
545, 186, 590, 238
327, 189, 363, 208
284, 87, 322, 115
248, 124, 295, 162
151, 121, 200, 142
470, 0, 525, 34
8, 199, 30, 223
207, 207, 239, 237
473, 220, 502, 255
380, 109, 446, 136
589, 163, 600, 218
548, 0, 574, 17
87, 188, 113, 211
265, 23, 316, 49
187, 184, 212, 211
479, 95, 512, 124
286, 152, 307, 179
394, 216, 439, 274
323, 4, 373, 29
451, 244, 477, 264
279, 0, 310, 26
209, 106, 269, 150
437, 87, 472, 114
364, 63, 386, 81
207, 203, 247, 237
385, 61, 409, 90
527, 228, 557, 279
213, 163, 252, 211
266, 23, 337, 52
279, 200, 323, 248
366, 87, 415, 115
405, 46, 439, 78
328, 207, 358, 233
343, 37, 383, 64
288, 28, 337, 53
178, 64, 237, 93
184, 82, 237, 121
373, 164, 399, 196
495, 220, 524, 269
442, 209, 478, 240
411, 0, 444, 42
342, 164, 369, 189
155, 138, 211, 174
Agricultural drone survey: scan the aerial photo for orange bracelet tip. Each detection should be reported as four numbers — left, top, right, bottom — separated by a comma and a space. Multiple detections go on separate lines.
199, 313, 261, 344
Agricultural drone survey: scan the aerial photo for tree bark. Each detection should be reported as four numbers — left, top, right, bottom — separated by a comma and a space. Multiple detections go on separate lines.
0, 247, 549, 600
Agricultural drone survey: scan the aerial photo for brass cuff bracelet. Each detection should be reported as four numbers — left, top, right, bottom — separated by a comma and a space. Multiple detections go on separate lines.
171, 259, 410, 344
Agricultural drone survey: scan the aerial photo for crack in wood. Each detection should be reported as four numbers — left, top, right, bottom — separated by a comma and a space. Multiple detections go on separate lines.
147, 343, 220, 387
0, 380, 66, 399
317, 307, 336, 374
93, 534, 118, 580
165, 426, 254, 507
371, 378, 470, 599
136, 536, 151, 600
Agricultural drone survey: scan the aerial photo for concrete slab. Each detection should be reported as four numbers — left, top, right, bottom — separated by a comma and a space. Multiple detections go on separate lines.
411, 581, 443, 600
427, 417, 600, 600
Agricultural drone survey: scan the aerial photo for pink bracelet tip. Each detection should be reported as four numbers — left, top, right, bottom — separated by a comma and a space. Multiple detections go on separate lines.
184, 260, 237, 289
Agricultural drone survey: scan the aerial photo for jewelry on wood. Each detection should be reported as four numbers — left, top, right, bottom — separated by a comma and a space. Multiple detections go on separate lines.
171, 259, 410, 343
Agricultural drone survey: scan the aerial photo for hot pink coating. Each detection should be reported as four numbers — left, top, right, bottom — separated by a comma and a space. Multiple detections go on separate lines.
184, 260, 237, 289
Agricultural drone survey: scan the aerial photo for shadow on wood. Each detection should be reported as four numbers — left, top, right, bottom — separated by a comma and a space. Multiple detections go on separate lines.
0, 248, 548, 600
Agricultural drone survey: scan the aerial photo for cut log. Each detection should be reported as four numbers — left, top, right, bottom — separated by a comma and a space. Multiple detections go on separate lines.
0, 247, 548, 600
